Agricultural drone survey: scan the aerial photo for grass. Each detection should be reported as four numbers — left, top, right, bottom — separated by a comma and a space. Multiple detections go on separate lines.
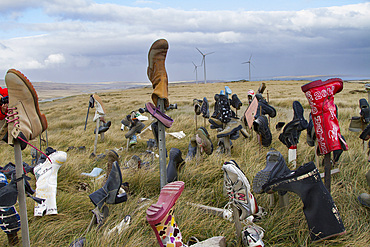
0, 80, 369, 246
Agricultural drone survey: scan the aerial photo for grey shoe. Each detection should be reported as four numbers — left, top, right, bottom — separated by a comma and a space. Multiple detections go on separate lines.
358, 193, 370, 208
125, 120, 145, 139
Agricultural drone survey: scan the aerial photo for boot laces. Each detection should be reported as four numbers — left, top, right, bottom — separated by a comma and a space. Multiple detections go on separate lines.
5, 107, 19, 127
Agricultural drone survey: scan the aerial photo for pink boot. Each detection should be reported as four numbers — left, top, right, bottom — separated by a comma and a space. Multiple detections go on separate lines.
301, 78, 348, 155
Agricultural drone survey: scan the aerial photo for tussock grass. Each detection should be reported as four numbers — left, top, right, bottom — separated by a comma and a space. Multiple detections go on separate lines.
0, 80, 369, 246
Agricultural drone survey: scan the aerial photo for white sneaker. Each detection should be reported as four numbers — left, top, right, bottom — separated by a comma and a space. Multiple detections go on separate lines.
222, 160, 259, 220
242, 224, 265, 247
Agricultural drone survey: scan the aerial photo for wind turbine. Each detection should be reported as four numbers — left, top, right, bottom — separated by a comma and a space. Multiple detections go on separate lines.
192, 61, 201, 84
242, 54, 254, 81
196, 47, 214, 84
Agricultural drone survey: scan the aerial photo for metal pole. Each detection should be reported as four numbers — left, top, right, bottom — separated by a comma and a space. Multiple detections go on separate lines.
93, 118, 100, 155
157, 98, 167, 188
14, 140, 30, 247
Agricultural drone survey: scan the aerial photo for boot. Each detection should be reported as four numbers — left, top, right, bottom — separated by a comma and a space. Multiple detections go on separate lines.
147, 39, 169, 108
216, 119, 242, 138
211, 94, 221, 119
151, 121, 159, 146
125, 119, 145, 139
218, 94, 232, 123
92, 94, 105, 122
306, 113, 316, 147
185, 142, 196, 162
94, 121, 111, 134
34, 151, 67, 216
200, 97, 210, 118
230, 94, 242, 110
146, 181, 185, 247
301, 78, 348, 155
278, 120, 301, 148
167, 148, 184, 183
4, 69, 47, 146
89, 161, 127, 209
254, 94, 276, 118
262, 162, 346, 242
102, 150, 119, 185
253, 115, 272, 147
292, 100, 308, 131
252, 149, 291, 195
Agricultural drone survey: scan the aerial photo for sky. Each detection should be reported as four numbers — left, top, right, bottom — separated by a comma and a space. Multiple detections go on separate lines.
0, 0, 369, 84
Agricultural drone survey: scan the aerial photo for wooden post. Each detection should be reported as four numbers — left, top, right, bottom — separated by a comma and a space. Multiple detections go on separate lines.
93, 118, 100, 155
224, 136, 231, 156
323, 152, 332, 193
314, 141, 319, 166
45, 129, 48, 147
195, 114, 198, 130
14, 140, 31, 247
231, 204, 242, 245
157, 98, 167, 189
100, 121, 104, 142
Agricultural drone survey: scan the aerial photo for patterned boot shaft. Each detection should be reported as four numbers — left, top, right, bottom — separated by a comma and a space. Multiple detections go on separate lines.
153, 208, 185, 247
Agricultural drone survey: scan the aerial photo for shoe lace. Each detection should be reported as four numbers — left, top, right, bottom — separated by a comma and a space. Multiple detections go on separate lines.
6, 107, 51, 163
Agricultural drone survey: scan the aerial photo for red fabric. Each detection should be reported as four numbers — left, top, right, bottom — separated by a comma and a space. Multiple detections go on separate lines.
0, 87, 8, 120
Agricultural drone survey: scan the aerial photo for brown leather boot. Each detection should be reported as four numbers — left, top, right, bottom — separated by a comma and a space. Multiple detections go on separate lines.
102, 150, 119, 186
147, 39, 169, 108
5, 69, 47, 145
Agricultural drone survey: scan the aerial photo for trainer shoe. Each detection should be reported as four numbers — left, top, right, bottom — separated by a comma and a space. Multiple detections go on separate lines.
242, 224, 265, 247
195, 127, 213, 155
222, 160, 259, 220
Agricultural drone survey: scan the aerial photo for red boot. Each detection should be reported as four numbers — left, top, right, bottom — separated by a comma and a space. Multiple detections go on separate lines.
301, 78, 348, 155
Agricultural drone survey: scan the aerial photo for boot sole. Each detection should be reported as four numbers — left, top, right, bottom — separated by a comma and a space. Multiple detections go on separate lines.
7, 69, 48, 132
146, 181, 184, 225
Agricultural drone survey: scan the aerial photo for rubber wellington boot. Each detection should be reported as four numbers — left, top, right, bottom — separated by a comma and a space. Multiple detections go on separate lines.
301, 78, 348, 155
167, 148, 184, 183
147, 39, 170, 108
89, 161, 127, 209
146, 181, 186, 247
34, 151, 67, 216
262, 161, 346, 242
4, 69, 47, 146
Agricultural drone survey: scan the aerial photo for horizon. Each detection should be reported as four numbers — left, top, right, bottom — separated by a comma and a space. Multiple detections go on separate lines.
0, 0, 369, 84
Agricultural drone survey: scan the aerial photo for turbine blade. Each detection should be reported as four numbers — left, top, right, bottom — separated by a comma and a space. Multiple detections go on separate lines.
205, 51, 215, 56
249, 54, 252, 60
196, 47, 204, 55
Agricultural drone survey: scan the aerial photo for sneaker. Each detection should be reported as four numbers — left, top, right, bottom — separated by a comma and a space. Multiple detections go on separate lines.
252, 149, 291, 195
222, 160, 259, 220
129, 135, 137, 147
242, 224, 265, 247
195, 127, 213, 155
193, 99, 202, 115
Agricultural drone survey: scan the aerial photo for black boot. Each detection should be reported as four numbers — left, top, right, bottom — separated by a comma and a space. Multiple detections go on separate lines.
151, 121, 158, 147
89, 161, 127, 209
211, 94, 221, 119
230, 94, 242, 110
253, 115, 272, 147
166, 148, 184, 183
278, 120, 301, 148
254, 94, 276, 118
292, 101, 308, 130
262, 162, 346, 242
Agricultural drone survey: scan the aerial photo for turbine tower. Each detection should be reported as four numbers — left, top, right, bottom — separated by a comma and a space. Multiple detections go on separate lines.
196, 47, 214, 84
192, 61, 201, 84
242, 54, 254, 81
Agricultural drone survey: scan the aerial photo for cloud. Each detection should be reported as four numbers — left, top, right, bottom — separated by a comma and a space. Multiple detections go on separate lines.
0, 1, 369, 82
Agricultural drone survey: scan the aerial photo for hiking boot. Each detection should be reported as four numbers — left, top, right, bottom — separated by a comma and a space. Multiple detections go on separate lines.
209, 117, 223, 129
253, 115, 272, 147
254, 94, 276, 118
125, 120, 145, 139
193, 99, 202, 115
230, 94, 242, 110
201, 97, 210, 118
278, 119, 301, 148
358, 193, 370, 208
94, 121, 111, 134
166, 148, 184, 183
4, 69, 47, 146
217, 119, 242, 138
252, 149, 291, 195
195, 127, 213, 155
222, 160, 259, 220
211, 94, 221, 119
292, 101, 308, 130
147, 39, 169, 108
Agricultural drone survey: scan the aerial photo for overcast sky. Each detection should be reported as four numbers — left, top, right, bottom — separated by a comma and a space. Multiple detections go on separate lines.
0, 0, 369, 83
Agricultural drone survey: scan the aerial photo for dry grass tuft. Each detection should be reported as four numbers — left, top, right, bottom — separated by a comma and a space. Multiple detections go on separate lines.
0, 80, 369, 246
